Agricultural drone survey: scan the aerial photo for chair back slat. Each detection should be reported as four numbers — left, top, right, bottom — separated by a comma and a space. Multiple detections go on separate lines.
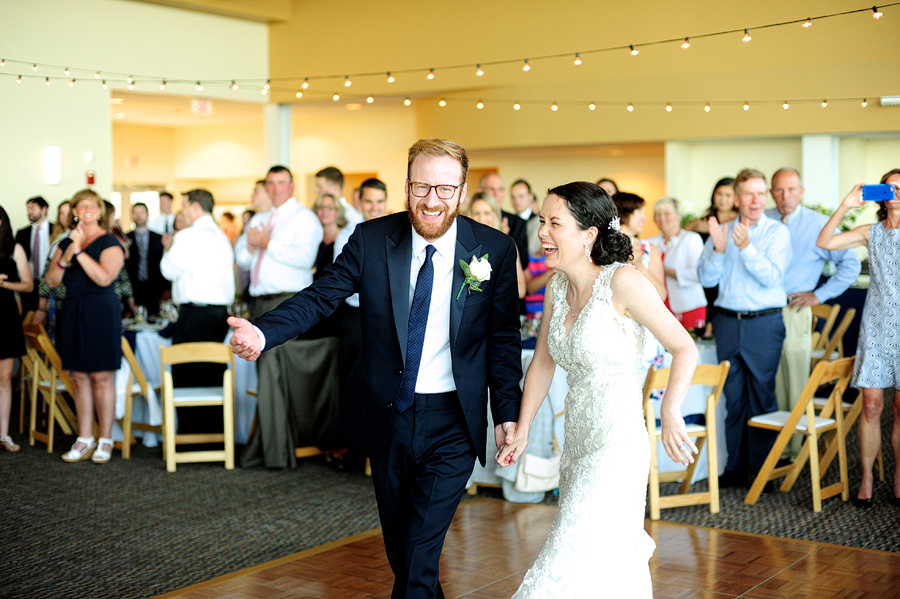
160, 342, 234, 367
810, 303, 840, 353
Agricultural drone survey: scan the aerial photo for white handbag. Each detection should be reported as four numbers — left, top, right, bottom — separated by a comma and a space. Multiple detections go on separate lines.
514, 430, 561, 493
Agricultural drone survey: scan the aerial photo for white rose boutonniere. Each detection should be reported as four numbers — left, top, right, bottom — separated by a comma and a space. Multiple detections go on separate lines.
457, 254, 491, 300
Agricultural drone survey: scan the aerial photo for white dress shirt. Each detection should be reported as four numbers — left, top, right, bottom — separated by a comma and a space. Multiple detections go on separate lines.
160, 214, 235, 306
649, 230, 707, 314
334, 223, 361, 308
410, 220, 457, 394
147, 213, 176, 235
234, 197, 323, 296
340, 196, 363, 228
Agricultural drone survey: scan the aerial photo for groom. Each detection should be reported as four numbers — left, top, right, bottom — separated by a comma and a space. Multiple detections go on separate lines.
229, 138, 523, 599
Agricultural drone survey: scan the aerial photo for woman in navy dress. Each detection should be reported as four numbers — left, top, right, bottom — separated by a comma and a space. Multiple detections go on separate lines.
0, 206, 34, 452
46, 189, 124, 464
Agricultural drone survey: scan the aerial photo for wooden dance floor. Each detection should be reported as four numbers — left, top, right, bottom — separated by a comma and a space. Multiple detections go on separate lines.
155, 498, 900, 598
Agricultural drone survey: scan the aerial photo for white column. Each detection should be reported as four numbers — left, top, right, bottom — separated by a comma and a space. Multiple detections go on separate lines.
264, 103, 292, 168
801, 134, 839, 209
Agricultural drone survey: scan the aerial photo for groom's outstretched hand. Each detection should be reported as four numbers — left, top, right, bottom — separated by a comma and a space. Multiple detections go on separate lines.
227, 316, 262, 362
495, 421, 527, 467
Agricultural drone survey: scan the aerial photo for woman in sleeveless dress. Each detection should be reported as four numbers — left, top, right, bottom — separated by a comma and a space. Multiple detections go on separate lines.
817, 171, 900, 508
0, 206, 34, 453
497, 182, 699, 598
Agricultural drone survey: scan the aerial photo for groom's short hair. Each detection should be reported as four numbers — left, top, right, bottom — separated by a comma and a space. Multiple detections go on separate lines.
407, 139, 468, 186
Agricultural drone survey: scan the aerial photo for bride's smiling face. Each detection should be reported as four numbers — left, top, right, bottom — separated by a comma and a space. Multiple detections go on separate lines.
538, 194, 590, 270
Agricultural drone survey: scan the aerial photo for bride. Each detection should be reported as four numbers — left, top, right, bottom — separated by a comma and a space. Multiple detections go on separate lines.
497, 182, 699, 597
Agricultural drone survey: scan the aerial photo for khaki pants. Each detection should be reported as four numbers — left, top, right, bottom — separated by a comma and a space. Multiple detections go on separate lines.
775, 305, 812, 458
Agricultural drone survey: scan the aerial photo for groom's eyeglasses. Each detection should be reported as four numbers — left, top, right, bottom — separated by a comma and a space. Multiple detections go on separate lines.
408, 181, 460, 200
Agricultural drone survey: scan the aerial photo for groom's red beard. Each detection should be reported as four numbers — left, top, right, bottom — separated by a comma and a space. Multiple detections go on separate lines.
407, 197, 459, 241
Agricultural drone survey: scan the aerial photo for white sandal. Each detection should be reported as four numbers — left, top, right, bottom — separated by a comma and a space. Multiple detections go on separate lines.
62, 436, 96, 462
92, 437, 113, 464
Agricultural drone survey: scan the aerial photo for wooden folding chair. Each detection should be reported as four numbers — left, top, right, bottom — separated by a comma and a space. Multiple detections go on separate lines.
745, 357, 853, 512
28, 330, 79, 452
160, 342, 235, 472
19, 320, 42, 434
643, 361, 730, 520
811, 308, 855, 368
119, 337, 163, 459
809, 303, 840, 354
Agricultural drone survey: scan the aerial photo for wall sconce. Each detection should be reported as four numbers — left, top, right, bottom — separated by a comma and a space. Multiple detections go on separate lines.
46, 145, 62, 185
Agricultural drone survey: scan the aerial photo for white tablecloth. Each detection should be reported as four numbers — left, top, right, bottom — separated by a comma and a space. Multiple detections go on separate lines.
112, 330, 257, 447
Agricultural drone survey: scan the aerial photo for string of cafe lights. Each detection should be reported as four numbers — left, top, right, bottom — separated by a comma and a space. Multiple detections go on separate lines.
0, 3, 894, 109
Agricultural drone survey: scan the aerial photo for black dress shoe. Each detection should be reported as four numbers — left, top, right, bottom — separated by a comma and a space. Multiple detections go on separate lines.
718, 470, 748, 489
853, 497, 874, 509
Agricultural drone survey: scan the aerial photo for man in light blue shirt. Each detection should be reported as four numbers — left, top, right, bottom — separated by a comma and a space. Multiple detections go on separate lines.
698, 168, 792, 489
766, 168, 861, 453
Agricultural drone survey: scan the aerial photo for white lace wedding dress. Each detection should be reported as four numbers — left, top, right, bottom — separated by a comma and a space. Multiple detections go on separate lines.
512, 264, 656, 598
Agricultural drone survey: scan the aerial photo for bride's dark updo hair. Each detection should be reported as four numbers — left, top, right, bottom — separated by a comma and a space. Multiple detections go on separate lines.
547, 182, 634, 266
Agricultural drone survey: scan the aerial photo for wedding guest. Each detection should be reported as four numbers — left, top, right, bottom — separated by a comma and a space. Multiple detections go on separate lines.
685, 177, 738, 236
698, 169, 791, 489
613, 192, 667, 301
14, 196, 52, 315
649, 197, 707, 333
125, 202, 165, 316
34, 201, 74, 331
316, 166, 362, 227
219, 211, 239, 244
310, 192, 349, 338
46, 189, 125, 463
596, 178, 619, 197
147, 191, 176, 235
817, 170, 900, 508
0, 206, 34, 452
465, 192, 526, 298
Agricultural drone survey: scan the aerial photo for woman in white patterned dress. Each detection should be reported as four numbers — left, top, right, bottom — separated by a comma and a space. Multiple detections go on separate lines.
817, 171, 900, 508
497, 182, 699, 598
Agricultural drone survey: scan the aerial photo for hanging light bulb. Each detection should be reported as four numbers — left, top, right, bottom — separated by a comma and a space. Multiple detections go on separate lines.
475, 64, 483, 76
0, 59, 5, 67
261, 88, 268, 96
513, 101, 521, 111
682, 37, 691, 49
873, 6, 883, 19
68, 79, 75, 88
588, 102, 596, 111
627, 103, 634, 112
439, 99, 447, 107
302, 78, 309, 89
33, 64, 38, 72
551, 102, 558, 112
704, 103, 711, 112
127, 76, 134, 84
195, 82, 203, 92
862, 98, 868, 107
263, 79, 271, 91
295, 91, 303, 98
821, 99, 828, 108
476, 100, 484, 109
630, 45, 639, 56
333, 93, 340, 101
522, 59, 530, 71
17, 75, 22, 84
101, 80, 108, 91
387, 72, 395, 83
94, 72, 100, 79
743, 102, 750, 111
573, 53, 582, 66
803, 18, 812, 28
404, 97, 411, 106
230, 81, 238, 91
783, 100, 790, 109
366, 96, 374, 104
344, 76, 352, 87
127, 82, 135, 91
64, 68, 70, 77
427, 68, 435, 80
45, 77, 51, 87
160, 80, 168, 91
742, 29, 751, 43
665, 103, 672, 112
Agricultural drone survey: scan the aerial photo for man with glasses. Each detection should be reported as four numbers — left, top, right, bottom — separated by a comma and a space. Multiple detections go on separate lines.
229, 139, 523, 599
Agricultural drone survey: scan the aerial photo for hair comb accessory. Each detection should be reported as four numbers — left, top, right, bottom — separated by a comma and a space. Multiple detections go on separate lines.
608, 216, 621, 231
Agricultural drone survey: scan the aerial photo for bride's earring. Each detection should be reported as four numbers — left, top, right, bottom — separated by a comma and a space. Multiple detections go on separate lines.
584, 242, 591, 261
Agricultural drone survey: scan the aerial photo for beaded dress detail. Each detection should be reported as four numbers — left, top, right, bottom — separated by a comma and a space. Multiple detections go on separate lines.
512, 263, 656, 598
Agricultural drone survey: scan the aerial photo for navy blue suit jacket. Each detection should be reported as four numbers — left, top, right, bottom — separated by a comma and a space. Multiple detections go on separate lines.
254, 213, 523, 465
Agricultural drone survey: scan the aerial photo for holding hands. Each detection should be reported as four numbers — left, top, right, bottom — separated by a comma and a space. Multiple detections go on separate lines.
227, 316, 262, 361
495, 421, 526, 467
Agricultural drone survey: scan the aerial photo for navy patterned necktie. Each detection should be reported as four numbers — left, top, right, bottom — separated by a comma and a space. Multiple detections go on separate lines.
395, 244, 436, 412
